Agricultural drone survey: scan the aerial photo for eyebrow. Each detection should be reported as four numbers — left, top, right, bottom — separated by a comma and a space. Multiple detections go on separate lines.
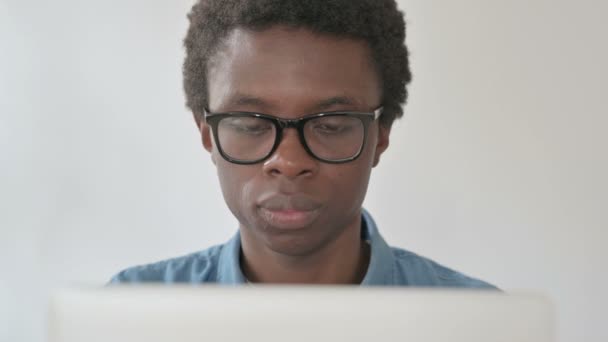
314, 96, 359, 111
225, 94, 360, 112
231, 94, 269, 107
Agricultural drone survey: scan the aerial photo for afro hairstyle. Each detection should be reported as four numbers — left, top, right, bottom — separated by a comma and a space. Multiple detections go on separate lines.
183, 0, 412, 128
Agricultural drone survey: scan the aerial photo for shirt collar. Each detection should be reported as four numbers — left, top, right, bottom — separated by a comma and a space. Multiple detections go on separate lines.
217, 230, 246, 284
217, 208, 395, 285
359, 208, 395, 285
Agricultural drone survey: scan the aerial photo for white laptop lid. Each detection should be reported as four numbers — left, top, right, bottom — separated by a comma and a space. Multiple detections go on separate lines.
49, 286, 553, 342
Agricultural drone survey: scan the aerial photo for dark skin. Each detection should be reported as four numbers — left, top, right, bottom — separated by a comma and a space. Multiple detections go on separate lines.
199, 25, 391, 284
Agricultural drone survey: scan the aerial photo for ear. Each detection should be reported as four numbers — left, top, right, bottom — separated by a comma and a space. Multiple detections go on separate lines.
198, 119, 217, 165
372, 123, 391, 167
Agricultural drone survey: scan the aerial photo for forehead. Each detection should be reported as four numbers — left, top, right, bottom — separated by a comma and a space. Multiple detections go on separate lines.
207, 26, 382, 115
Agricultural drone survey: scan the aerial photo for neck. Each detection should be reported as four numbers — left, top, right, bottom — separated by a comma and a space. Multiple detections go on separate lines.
240, 215, 370, 284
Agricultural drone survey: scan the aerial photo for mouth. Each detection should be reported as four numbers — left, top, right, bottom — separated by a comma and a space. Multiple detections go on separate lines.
258, 207, 320, 230
257, 194, 321, 230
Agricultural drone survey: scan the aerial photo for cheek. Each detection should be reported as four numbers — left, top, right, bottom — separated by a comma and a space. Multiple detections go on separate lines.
215, 159, 260, 220
329, 130, 377, 204
324, 156, 374, 210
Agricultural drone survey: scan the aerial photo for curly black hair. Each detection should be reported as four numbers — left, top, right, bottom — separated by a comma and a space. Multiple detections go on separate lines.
183, 0, 411, 128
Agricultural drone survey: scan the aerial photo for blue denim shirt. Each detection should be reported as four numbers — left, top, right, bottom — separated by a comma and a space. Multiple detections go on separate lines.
110, 210, 496, 288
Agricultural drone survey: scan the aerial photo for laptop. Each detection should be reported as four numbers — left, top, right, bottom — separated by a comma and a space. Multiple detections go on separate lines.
48, 286, 553, 342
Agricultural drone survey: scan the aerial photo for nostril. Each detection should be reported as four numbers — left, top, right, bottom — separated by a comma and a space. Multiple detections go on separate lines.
264, 158, 315, 179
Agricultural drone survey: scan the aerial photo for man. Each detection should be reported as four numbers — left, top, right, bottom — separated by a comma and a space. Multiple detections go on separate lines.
111, 0, 495, 287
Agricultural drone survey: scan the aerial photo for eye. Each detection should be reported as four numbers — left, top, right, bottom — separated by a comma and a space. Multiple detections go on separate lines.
310, 118, 357, 135
314, 123, 348, 133
223, 117, 273, 136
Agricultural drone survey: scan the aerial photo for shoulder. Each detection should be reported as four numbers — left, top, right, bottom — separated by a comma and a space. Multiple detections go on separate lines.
390, 247, 498, 289
109, 244, 224, 284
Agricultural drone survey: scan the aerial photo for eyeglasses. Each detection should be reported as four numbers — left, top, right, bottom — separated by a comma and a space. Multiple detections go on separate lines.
204, 107, 383, 164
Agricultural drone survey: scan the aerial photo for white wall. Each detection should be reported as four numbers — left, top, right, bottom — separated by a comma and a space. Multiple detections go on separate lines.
1, 1, 606, 341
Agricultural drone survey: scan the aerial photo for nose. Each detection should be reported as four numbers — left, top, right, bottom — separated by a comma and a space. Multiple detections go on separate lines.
262, 128, 318, 179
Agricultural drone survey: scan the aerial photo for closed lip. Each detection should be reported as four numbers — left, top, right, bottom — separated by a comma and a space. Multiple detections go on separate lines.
257, 194, 321, 230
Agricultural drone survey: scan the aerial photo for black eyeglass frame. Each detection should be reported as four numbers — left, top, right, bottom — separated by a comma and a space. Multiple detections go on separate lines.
203, 107, 383, 165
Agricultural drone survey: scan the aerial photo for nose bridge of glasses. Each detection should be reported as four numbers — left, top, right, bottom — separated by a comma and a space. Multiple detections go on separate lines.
276, 117, 303, 130
263, 124, 315, 178
274, 117, 311, 151
276, 121, 305, 148
274, 118, 307, 149
271, 119, 315, 164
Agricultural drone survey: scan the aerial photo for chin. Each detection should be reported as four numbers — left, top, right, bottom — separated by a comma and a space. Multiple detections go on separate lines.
259, 228, 330, 257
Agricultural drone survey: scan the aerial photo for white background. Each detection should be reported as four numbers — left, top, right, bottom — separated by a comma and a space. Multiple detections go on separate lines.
1, 0, 606, 341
